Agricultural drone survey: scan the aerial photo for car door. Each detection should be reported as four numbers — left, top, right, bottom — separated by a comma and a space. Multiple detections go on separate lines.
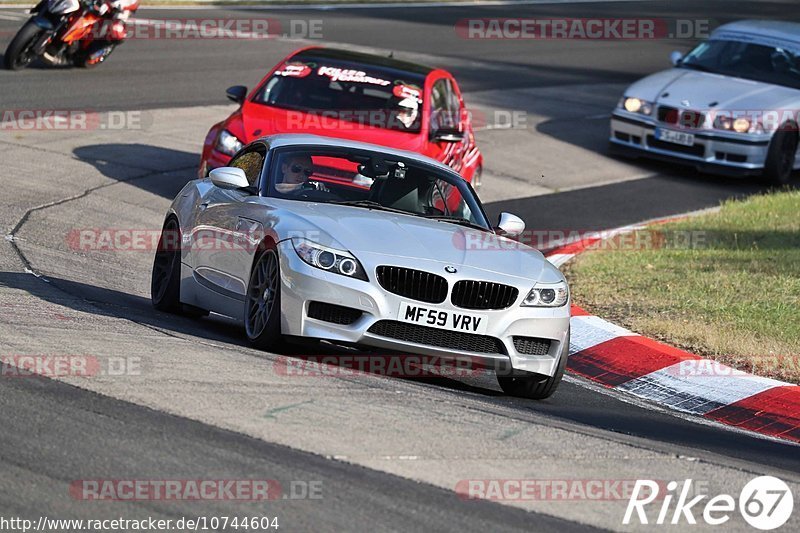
426, 77, 467, 175
191, 145, 266, 314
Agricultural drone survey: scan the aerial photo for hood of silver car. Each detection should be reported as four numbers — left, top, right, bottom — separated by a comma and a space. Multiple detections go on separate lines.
626, 68, 800, 110
268, 200, 548, 281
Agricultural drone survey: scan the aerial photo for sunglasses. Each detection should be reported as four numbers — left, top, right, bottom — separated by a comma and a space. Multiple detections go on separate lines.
291, 164, 314, 177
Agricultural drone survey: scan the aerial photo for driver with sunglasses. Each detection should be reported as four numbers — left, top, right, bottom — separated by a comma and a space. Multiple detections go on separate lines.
275, 154, 329, 194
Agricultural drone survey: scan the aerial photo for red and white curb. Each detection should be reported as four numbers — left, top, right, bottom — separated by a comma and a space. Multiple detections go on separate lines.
544, 225, 800, 445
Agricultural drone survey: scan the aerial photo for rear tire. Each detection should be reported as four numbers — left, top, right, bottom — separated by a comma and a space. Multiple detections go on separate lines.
244, 247, 284, 350
497, 329, 569, 400
151, 217, 209, 318
4, 21, 43, 71
763, 126, 798, 186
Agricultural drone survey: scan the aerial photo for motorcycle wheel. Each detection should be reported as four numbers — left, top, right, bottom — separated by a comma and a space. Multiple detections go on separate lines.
4, 21, 44, 71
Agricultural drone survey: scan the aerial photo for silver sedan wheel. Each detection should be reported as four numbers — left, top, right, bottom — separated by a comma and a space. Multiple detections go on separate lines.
246, 250, 279, 339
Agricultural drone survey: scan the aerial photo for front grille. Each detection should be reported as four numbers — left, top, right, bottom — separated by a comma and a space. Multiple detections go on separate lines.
376, 266, 448, 304
451, 280, 519, 310
513, 336, 551, 356
646, 135, 705, 157
657, 106, 705, 129
307, 302, 362, 325
368, 320, 505, 355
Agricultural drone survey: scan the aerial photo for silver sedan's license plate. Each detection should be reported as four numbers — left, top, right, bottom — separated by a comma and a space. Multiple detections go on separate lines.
398, 302, 488, 335
655, 127, 695, 147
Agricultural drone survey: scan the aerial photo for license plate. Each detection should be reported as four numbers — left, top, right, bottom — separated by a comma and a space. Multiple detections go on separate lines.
655, 127, 695, 146
398, 302, 488, 335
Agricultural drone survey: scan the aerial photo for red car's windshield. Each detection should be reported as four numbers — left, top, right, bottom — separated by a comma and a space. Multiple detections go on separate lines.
252, 57, 426, 133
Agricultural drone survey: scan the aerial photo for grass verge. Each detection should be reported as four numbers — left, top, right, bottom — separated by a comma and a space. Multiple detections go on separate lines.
564, 189, 800, 384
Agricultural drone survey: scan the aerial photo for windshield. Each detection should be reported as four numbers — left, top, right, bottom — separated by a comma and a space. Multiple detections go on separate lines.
252, 58, 426, 133
266, 149, 490, 231
680, 39, 800, 89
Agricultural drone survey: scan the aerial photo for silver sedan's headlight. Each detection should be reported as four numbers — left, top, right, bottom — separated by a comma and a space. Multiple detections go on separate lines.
522, 281, 569, 307
292, 239, 368, 281
619, 96, 653, 116
713, 115, 762, 134
216, 129, 244, 156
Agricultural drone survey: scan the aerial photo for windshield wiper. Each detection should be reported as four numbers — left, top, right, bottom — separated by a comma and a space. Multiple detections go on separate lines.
330, 200, 408, 214
422, 215, 487, 231
680, 62, 715, 74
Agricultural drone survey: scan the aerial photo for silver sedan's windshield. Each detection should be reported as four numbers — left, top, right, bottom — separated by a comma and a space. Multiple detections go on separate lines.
681, 39, 800, 89
266, 149, 490, 231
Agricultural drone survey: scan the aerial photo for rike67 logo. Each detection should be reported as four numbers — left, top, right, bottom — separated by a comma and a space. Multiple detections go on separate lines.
624, 476, 794, 529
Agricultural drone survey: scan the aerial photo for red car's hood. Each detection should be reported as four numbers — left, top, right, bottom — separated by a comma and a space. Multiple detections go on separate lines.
238, 103, 425, 152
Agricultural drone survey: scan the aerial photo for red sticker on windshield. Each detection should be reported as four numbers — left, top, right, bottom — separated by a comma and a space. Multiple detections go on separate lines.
275, 62, 312, 78
393, 83, 422, 102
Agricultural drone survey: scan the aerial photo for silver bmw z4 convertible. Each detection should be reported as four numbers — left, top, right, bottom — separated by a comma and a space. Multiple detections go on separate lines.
151, 134, 570, 399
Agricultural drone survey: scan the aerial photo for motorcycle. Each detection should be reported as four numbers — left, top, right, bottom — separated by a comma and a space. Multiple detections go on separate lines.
4, 0, 138, 70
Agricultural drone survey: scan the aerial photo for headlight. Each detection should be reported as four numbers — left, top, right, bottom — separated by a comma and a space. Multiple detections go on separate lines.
620, 97, 653, 115
714, 115, 733, 130
522, 281, 569, 307
733, 117, 751, 133
713, 115, 756, 134
216, 129, 244, 156
292, 239, 368, 281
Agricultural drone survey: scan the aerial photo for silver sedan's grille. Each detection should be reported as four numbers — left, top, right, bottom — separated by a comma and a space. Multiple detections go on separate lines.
376, 266, 448, 304
451, 280, 519, 310
657, 105, 705, 129
368, 320, 505, 355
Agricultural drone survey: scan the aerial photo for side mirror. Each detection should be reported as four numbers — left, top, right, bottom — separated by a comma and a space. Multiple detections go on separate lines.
496, 212, 525, 237
226, 85, 247, 104
670, 51, 684, 66
431, 129, 465, 143
209, 167, 249, 189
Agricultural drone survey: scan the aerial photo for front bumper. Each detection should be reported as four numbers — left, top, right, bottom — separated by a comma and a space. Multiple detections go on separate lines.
609, 112, 772, 176
276, 241, 570, 376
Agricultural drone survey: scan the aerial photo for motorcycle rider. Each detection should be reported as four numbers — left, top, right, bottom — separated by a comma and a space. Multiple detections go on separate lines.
41, 0, 137, 66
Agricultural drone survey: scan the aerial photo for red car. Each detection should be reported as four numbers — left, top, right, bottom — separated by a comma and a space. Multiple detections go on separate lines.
199, 47, 483, 188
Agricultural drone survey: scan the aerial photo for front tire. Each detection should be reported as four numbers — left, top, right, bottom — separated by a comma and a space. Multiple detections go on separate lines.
497, 329, 569, 400
245, 247, 284, 350
763, 126, 798, 186
4, 21, 43, 71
